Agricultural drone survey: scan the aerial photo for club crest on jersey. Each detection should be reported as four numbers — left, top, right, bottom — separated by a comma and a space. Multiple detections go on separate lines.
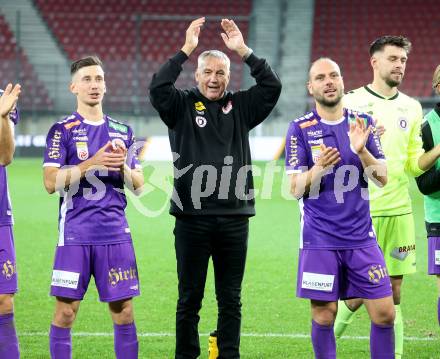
76, 141, 89, 160
195, 116, 207, 128
311, 145, 321, 163
222, 100, 233, 114
398, 117, 408, 131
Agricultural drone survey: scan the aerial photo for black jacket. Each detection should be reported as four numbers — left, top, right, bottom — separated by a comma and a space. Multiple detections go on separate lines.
415, 103, 440, 235
149, 51, 281, 216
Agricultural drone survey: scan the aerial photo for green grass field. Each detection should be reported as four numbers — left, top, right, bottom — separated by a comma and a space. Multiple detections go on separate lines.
7, 158, 440, 358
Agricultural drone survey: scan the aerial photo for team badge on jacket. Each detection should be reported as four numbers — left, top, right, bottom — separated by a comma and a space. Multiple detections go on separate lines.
195, 116, 207, 128
76, 141, 89, 160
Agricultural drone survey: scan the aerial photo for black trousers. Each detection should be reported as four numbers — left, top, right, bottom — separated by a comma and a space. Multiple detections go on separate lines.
174, 215, 249, 359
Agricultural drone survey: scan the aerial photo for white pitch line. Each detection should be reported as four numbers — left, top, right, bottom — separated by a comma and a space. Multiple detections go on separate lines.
17, 332, 437, 341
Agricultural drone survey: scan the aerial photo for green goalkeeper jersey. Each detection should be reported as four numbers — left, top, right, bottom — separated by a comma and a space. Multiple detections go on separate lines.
343, 85, 425, 216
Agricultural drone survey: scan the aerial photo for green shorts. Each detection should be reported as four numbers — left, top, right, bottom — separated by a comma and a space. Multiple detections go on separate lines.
372, 214, 416, 276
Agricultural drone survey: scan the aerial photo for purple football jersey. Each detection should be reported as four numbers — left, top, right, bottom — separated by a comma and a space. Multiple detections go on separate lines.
285, 108, 385, 249
0, 98, 19, 227
43, 112, 141, 246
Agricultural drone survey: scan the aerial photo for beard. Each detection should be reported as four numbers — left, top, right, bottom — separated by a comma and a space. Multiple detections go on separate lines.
315, 92, 343, 107
384, 77, 401, 88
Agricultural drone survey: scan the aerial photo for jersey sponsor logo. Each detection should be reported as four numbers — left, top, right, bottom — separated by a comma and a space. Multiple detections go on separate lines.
108, 120, 128, 133
307, 129, 323, 138
299, 119, 318, 129
109, 132, 128, 140
194, 101, 206, 112
51, 270, 80, 289
301, 272, 334, 292
222, 100, 233, 114
435, 250, 440, 265
108, 267, 138, 287
2, 259, 16, 280
195, 116, 207, 128
398, 117, 408, 131
288, 135, 298, 167
72, 128, 87, 135
73, 136, 88, 141
368, 264, 389, 283
64, 120, 81, 130
76, 141, 89, 160
48, 130, 62, 159
308, 139, 323, 145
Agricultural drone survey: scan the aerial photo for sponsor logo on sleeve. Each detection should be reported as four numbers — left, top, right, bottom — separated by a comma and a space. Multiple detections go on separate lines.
299, 119, 318, 129
301, 272, 334, 292
48, 130, 62, 159
76, 141, 89, 160
108, 121, 128, 133
109, 132, 128, 140
51, 270, 80, 289
368, 264, 389, 283
288, 135, 298, 167
64, 120, 81, 130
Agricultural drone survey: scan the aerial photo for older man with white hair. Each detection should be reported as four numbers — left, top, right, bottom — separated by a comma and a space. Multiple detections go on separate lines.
149, 17, 281, 359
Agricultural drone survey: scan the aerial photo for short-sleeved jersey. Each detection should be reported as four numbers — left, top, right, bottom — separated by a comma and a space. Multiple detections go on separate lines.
0, 91, 19, 227
285, 108, 385, 249
344, 86, 424, 216
43, 112, 141, 246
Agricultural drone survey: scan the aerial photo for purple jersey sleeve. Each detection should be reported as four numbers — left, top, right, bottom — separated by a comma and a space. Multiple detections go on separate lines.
285, 121, 309, 173
365, 116, 385, 160
43, 123, 67, 167
126, 128, 141, 170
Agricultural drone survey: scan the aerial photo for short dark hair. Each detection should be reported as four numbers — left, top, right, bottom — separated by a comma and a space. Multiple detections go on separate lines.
369, 36, 412, 56
70, 56, 103, 76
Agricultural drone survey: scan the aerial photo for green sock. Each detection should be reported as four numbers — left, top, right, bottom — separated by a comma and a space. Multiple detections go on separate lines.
394, 304, 403, 358
334, 301, 356, 339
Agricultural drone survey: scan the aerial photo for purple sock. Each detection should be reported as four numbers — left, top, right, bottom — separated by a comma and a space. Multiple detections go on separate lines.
114, 322, 138, 359
370, 322, 394, 359
437, 298, 440, 326
49, 324, 72, 359
0, 313, 19, 359
311, 320, 336, 359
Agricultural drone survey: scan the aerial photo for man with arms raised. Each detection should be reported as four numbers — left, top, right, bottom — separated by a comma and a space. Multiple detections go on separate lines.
149, 17, 281, 359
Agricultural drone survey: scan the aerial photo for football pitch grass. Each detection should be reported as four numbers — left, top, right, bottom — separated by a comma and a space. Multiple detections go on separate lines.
8, 158, 440, 358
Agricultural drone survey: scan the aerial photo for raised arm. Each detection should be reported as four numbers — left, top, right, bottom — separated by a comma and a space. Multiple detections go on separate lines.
149, 17, 205, 128
221, 19, 281, 129
0, 84, 21, 166
349, 117, 387, 187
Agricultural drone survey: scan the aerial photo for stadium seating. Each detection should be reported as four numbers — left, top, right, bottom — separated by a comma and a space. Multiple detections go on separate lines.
34, 0, 251, 112
0, 15, 52, 110
312, 0, 439, 97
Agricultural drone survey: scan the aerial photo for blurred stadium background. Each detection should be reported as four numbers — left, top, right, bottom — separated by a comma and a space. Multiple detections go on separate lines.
1, 1, 440, 358
2, 0, 439, 160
